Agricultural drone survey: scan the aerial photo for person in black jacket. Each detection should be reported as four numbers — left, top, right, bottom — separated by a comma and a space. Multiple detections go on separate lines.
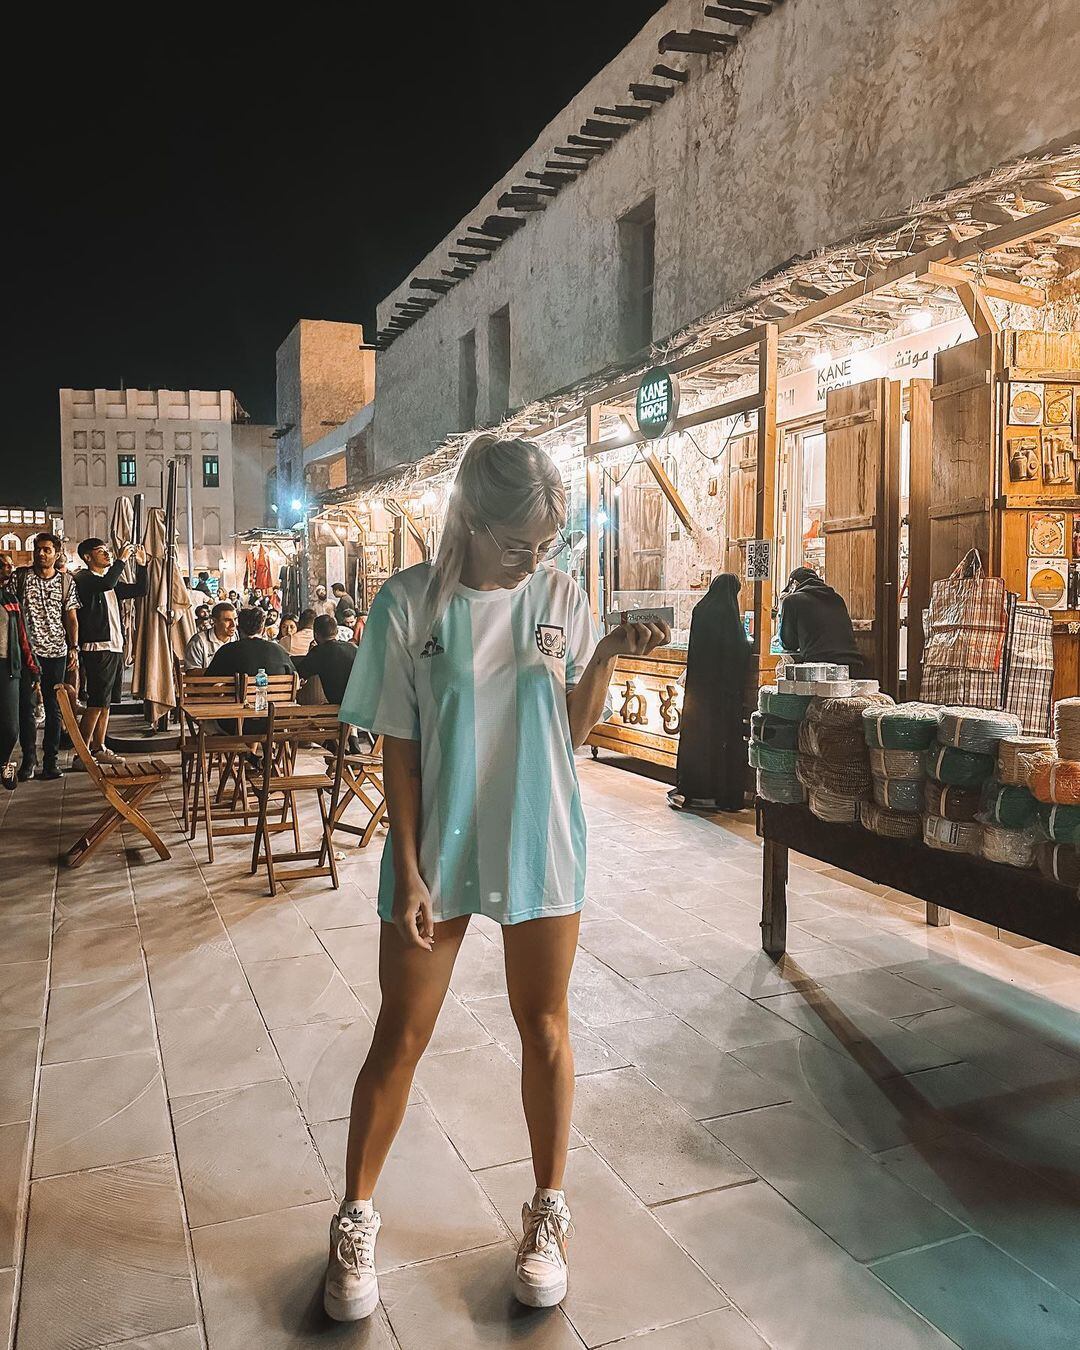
778, 567, 863, 676
74, 538, 148, 764
206, 606, 295, 734
292, 614, 358, 705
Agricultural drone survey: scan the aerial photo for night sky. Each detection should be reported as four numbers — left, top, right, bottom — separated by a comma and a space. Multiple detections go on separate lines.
7, 5, 664, 506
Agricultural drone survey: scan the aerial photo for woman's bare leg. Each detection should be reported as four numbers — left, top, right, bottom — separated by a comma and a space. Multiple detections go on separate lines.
502, 912, 581, 1189
343, 914, 471, 1200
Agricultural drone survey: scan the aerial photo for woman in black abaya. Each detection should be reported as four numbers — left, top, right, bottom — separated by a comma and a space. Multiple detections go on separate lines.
670, 573, 751, 812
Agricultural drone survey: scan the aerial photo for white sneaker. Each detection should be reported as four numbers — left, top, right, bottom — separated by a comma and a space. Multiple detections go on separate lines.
95, 747, 126, 765
514, 1194, 572, 1308
324, 1209, 381, 1322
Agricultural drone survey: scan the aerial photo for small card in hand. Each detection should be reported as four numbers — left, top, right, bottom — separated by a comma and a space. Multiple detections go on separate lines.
603, 605, 675, 630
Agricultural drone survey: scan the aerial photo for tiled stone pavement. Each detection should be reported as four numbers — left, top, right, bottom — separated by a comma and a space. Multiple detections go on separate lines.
3, 757, 1080, 1348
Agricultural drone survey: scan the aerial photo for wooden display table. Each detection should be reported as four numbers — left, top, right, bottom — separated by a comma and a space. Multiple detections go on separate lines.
755, 801, 1079, 958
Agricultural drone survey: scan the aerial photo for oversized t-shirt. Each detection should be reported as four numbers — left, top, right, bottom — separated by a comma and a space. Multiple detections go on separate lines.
339, 561, 598, 926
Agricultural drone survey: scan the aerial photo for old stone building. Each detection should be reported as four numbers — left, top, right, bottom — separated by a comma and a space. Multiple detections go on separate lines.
58, 387, 275, 584
370, 0, 1080, 472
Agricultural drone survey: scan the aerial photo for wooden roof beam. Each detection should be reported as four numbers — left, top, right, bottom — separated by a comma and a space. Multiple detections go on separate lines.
652, 64, 688, 82
513, 181, 557, 197
704, 6, 756, 25
658, 30, 735, 55
594, 103, 650, 121
555, 142, 604, 156
459, 234, 501, 248
630, 83, 675, 103
449, 250, 492, 263
568, 133, 610, 150
926, 262, 1045, 307
582, 117, 632, 139
528, 170, 578, 187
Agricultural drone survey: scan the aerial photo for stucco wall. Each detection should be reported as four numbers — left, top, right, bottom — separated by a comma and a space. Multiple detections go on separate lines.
373, 0, 1080, 470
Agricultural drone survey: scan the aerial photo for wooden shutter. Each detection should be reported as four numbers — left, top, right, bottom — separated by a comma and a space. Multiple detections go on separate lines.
726, 434, 757, 613
823, 378, 902, 693
615, 459, 664, 590
906, 379, 933, 698
928, 333, 997, 582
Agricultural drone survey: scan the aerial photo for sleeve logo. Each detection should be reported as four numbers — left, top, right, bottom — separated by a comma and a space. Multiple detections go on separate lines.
419, 634, 445, 658
535, 624, 567, 659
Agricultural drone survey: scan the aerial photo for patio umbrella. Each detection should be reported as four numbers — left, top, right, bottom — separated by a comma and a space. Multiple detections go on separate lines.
132, 506, 195, 722
109, 496, 136, 668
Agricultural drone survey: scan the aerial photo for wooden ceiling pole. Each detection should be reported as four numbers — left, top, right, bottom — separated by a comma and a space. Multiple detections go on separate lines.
643, 451, 694, 532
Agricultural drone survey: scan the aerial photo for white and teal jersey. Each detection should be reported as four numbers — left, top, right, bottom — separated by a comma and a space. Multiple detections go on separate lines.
339, 562, 599, 926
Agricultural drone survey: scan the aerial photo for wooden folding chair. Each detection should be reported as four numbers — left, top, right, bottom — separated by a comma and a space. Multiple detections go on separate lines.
177, 666, 239, 831
326, 731, 387, 850
55, 684, 172, 867
247, 703, 342, 896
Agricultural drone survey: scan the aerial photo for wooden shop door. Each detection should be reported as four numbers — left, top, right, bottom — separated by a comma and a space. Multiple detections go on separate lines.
615, 459, 665, 591
823, 378, 902, 695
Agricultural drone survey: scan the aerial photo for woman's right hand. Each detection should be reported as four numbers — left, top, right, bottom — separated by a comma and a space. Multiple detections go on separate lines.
392, 873, 435, 951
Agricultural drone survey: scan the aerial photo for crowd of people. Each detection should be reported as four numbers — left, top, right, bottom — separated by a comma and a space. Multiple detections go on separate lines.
0, 530, 367, 791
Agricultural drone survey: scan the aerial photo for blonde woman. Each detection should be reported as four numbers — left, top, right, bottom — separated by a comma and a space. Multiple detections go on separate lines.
325, 436, 669, 1321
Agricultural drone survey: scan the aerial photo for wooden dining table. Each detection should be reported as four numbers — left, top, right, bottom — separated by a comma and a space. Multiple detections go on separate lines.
183, 701, 303, 862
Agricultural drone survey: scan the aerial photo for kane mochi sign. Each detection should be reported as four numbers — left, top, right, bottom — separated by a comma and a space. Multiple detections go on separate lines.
636, 368, 680, 439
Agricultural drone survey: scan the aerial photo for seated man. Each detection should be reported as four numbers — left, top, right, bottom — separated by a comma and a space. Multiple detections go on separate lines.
778, 567, 863, 676
184, 601, 237, 670
206, 606, 295, 733
291, 614, 358, 705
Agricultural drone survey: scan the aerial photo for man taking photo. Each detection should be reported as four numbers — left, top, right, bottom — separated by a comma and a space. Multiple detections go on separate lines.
14, 532, 79, 781
74, 538, 148, 765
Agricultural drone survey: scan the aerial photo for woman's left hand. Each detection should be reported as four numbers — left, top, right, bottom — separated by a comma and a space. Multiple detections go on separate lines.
597, 620, 671, 662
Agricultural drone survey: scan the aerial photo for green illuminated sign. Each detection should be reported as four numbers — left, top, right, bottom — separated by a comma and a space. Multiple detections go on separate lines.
636, 368, 680, 439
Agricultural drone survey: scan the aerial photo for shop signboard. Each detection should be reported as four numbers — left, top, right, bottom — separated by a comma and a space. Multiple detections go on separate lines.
636, 368, 681, 439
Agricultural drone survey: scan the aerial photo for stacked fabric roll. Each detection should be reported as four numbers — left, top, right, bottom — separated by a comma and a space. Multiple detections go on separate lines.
751, 688, 809, 804
797, 692, 893, 824
859, 798, 921, 840
1036, 839, 1080, 887
998, 735, 1054, 786
921, 708, 1018, 858
861, 704, 939, 825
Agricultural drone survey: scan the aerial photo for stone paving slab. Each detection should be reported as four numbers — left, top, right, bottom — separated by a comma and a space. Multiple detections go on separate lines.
5, 761, 1080, 1347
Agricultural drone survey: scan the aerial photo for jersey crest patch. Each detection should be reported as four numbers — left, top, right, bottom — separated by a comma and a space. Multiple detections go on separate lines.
419, 634, 445, 658
535, 624, 566, 659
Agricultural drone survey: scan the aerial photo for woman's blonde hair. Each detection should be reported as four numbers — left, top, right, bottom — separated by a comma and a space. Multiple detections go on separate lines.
428, 434, 566, 621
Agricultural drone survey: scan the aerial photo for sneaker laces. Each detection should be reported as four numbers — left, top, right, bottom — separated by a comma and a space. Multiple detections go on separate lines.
335, 1213, 380, 1276
518, 1202, 572, 1266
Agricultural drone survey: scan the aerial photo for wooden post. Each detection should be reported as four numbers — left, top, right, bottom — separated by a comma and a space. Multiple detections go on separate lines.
906, 379, 932, 697
752, 325, 779, 676
585, 404, 602, 621
761, 836, 788, 956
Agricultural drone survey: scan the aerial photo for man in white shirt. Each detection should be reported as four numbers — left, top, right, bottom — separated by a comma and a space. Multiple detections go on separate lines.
74, 538, 147, 764
184, 601, 238, 670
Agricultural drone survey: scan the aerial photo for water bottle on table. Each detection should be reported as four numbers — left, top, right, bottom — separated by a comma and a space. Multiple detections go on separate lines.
254, 668, 268, 713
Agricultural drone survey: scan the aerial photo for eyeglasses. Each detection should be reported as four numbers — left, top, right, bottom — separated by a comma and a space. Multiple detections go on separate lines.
485, 524, 569, 570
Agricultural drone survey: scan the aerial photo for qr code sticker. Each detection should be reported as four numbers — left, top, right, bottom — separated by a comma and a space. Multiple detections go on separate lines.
745, 539, 772, 581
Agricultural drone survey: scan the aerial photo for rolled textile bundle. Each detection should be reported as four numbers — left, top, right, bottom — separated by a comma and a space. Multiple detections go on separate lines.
798, 716, 865, 763
924, 813, 982, 855
791, 663, 848, 682
1035, 839, 1080, 886
809, 789, 859, 823
868, 748, 924, 779
938, 707, 1023, 755
758, 685, 814, 722
862, 703, 941, 751
859, 799, 922, 840
924, 743, 996, 787
755, 770, 806, 805
1054, 697, 1080, 761
814, 692, 895, 729
748, 742, 798, 775
924, 779, 982, 822
750, 712, 800, 752
809, 679, 854, 698
980, 823, 1037, 869
979, 780, 1037, 830
872, 775, 923, 814
776, 679, 817, 696
998, 735, 1054, 786
1023, 752, 1080, 806
1036, 801, 1080, 845
796, 754, 872, 798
